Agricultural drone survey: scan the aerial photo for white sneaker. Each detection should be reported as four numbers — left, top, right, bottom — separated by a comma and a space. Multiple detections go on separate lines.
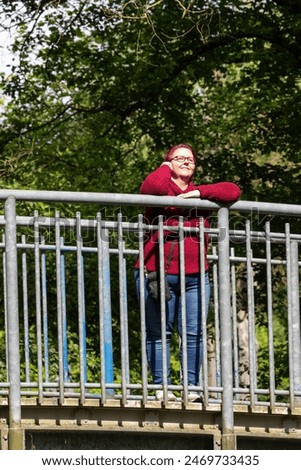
182, 391, 203, 403
189, 392, 203, 402
155, 390, 177, 401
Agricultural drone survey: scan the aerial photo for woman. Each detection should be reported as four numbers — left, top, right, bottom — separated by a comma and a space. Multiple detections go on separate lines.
135, 143, 240, 401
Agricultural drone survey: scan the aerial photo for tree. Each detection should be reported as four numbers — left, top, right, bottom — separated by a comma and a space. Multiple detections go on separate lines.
0, 0, 300, 199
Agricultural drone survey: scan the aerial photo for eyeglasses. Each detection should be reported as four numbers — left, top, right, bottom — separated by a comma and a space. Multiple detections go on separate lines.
171, 156, 196, 164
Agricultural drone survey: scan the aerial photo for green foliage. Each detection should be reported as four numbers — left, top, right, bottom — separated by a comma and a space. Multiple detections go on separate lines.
0, 329, 6, 382
1, 1, 300, 198
256, 319, 290, 393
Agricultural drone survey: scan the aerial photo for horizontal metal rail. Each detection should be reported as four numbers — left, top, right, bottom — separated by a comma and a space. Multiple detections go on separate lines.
0, 188, 301, 215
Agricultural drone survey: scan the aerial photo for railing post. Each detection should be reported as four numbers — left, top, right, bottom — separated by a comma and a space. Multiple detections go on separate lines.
218, 206, 236, 450
5, 196, 24, 449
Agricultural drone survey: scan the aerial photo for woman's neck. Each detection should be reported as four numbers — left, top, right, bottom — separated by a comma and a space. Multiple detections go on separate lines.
171, 176, 189, 190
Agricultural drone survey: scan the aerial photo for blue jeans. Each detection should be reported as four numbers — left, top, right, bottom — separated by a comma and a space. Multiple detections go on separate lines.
135, 270, 210, 386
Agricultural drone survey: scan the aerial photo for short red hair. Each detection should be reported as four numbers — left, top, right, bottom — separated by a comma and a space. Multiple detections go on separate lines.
163, 143, 197, 162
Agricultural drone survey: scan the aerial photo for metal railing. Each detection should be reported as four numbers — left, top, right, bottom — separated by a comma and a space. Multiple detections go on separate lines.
1, 189, 301, 449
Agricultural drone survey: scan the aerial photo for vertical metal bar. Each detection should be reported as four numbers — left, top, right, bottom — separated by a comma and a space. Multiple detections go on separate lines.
117, 213, 128, 404
76, 212, 87, 404
290, 240, 301, 406
158, 215, 168, 403
245, 220, 257, 406
138, 213, 148, 403
285, 223, 295, 407
81, 256, 87, 384
41, 236, 49, 383
265, 222, 276, 408
217, 206, 235, 449
230, 247, 239, 398
34, 211, 43, 403
123, 249, 130, 392
3, 234, 8, 378
179, 217, 188, 404
120, 236, 130, 396
212, 245, 221, 397
21, 234, 30, 383
101, 225, 114, 399
97, 216, 114, 401
97, 213, 106, 403
55, 211, 64, 403
199, 217, 208, 403
5, 196, 23, 449
60, 237, 69, 383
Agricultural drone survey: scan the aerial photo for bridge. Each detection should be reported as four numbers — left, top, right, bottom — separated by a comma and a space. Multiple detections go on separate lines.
1, 190, 301, 450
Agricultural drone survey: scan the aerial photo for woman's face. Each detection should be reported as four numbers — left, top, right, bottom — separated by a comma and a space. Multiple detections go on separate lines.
169, 147, 196, 182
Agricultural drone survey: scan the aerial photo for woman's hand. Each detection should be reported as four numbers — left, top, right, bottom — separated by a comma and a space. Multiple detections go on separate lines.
177, 190, 200, 198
